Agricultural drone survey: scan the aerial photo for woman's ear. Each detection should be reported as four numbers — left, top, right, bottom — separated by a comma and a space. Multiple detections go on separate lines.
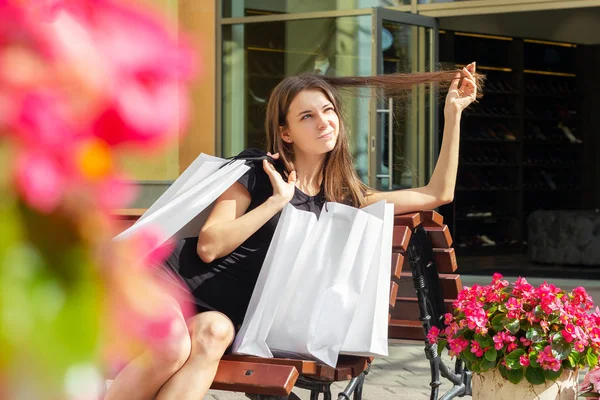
279, 126, 292, 144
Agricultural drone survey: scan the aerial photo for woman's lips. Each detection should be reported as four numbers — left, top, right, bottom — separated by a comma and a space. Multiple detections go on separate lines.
318, 132, 333, 139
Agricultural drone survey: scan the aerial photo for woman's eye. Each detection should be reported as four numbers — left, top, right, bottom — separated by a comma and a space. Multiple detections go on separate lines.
301, 114, 311, 120
325, 107, 335, 112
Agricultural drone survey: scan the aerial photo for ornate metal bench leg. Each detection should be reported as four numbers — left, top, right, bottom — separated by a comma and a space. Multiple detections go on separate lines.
353, 378, 364, 400
336, 365, 369, 400
406, 226, 474, 400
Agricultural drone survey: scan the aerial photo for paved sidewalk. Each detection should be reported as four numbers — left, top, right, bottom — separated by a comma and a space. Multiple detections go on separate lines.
206, 275, 600, 400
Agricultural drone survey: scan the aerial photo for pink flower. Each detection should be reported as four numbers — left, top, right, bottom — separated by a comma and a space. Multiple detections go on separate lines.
493, 332, 506, 350
537, 345, 561, 372
49, 0, 195, 148
520, 337, 532, 347
591, 327, 600, 346
464, 307, 487, 331
563, 324, 579, 343
427, 326, 440, 344
470, 340, 484, 357
582, 367, 600, 394
519, 354, 530, 367
506, 297, 522, 319
507, 343, 518, 352
448, 338, 469, 357
14, 150, 66, 213
575, 341, 587, 353
444, 313, 454, 325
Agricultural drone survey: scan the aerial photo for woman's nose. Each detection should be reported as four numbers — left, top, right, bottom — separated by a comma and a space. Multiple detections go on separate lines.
316, 113, 328, 129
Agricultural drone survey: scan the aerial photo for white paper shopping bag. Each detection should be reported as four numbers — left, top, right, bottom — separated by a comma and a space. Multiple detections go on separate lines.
113, 154, 249, 254
232, 204, 317, 357
341, 202, 394, 357
266, 203, 382, 367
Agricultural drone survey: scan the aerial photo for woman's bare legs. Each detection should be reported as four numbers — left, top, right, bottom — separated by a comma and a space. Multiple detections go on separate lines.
156, 311, 235, 400
104, 302, 191, 400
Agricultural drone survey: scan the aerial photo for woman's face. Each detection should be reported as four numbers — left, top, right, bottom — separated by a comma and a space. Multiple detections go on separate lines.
280, 89, 339, 155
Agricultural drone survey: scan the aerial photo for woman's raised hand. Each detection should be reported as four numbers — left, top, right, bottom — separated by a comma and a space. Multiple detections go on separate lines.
263, 152, 296, 207
445, 62, 477, 116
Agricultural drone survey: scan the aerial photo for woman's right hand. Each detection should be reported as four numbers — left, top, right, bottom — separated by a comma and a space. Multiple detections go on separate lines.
263, 152, 296, 208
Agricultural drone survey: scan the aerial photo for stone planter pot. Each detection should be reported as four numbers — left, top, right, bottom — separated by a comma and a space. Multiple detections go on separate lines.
472, 368, 578, 400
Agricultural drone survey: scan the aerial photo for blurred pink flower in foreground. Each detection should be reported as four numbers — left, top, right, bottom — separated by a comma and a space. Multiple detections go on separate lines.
0, 0, 200, 393
1, 0, 196, 213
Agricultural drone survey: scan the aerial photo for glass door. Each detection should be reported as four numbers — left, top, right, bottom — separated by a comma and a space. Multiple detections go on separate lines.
370, 8, 438, 191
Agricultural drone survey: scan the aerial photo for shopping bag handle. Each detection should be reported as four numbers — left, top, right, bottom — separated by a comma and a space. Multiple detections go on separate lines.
220, 154, 277, 169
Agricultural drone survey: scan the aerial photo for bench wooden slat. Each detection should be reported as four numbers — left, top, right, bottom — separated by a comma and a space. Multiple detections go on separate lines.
424, 226, 453, 248
389, 281, 399, 308
222, 355, 317, 376
211, 360, 299, 396
388, 319, 425, 340
397, 272, 463, 299
392, 226, 412, 252
315, 364, 335, 381
433, 248, 458, 273
421, 211, 444, 227
391, 253, 404, 280
391, 297, 454, 320
393, 213, 422, 229
334, 356, 370, 381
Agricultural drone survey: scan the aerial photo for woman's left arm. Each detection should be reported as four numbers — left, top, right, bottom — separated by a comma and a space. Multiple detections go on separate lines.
364, 62, 478, 215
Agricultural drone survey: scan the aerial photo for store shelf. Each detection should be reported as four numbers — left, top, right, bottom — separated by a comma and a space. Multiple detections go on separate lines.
456, 64, 513, 72
455, 216, 519, 222
524, 69, 577, 78
461, 163, 519, 167
462, 139, 521, 144
456, 188, 520, 192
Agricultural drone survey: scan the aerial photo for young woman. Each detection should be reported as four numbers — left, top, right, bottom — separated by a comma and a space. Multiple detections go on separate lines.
105, 62, 480, 400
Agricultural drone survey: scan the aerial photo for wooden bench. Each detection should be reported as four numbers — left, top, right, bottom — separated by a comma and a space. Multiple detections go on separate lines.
112, 209, 467, 399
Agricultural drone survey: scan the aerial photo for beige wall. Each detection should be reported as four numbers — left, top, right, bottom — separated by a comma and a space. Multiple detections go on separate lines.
116, 0, 217, 183
179, 0, 218, 168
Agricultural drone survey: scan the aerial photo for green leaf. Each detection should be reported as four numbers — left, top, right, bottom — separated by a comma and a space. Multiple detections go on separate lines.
505, 349, 526, 370
485, 348, 498, 362
499, 364, 509, 380
437, 340, 447, 357
544, 367, 563, 382
587, 348, 598, 368
492, 314, 505, 332
480, 357, 496, 371
526, 327, 545, 344
568, 351, 581, 368
503, 317, 521, 335
529, 352, 540, 368
475, 333, 494, 349
506, 367, 524, 384
486, 305, 498, 315
525, 366, 546, 385
461, 349, 477, 362
551, 337, 572, 361
533, 305, 544, 317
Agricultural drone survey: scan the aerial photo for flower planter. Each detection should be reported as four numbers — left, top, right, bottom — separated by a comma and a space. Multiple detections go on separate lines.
472, 368, 578, 400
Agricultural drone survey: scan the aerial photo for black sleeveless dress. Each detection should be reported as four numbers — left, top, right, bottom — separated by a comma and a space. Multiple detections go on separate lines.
158, 149, 326, 326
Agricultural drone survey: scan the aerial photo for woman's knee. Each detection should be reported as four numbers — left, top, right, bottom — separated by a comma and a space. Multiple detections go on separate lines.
188, 312, 235, 358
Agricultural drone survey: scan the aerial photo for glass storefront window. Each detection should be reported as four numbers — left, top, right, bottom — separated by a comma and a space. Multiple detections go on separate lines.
222, 0, 410, 18
221, 14, 373, 180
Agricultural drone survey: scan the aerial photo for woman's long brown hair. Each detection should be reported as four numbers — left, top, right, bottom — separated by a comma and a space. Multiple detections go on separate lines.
265, 70, 484, 208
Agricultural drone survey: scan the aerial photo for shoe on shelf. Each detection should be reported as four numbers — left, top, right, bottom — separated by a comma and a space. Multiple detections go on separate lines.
558, 122, 582, 143
477, 234, 497, 246
540, 170, 557, 190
